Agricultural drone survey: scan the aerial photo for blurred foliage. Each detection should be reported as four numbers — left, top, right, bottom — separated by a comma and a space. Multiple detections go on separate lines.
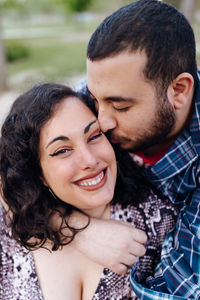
165, 0, 181, 8
0, 0, 23, 10
0, 0, 137, 17
5, 40, 30, 62
63, 0, 93, 13
1, 0, 199, 15
1, 0, 62, 16
166, 0, 200, 10
8, 37, 88, 91
9, 38, 87, 77
0, 0, 199, 92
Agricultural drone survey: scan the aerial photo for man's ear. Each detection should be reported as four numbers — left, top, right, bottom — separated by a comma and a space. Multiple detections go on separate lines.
167, 72, 194, 110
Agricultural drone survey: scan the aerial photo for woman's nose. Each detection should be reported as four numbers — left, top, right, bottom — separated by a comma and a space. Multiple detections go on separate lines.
77, 147, 99, 170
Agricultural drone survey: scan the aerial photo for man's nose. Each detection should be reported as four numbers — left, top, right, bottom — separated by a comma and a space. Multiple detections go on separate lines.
98, 108, 117, 133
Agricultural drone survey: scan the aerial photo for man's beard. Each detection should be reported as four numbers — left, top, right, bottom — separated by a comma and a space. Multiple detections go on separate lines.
108, 98, 176, 153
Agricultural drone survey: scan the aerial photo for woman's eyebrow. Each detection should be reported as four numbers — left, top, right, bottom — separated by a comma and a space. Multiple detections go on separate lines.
46, 136, 69, 149
46, 120, 97, 149
84, 120, 97, 134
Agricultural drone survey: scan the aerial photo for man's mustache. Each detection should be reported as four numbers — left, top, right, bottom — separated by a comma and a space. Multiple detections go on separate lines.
105, 130, 131, 143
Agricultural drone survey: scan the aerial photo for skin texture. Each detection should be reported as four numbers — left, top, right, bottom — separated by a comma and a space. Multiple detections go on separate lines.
40, 97, 117, 219
70, 50, 195, 274
34, 97, 146, 299
87, 51, 194, 156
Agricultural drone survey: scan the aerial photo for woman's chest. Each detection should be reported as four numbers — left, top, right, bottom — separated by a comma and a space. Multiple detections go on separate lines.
33, 245, 103, 300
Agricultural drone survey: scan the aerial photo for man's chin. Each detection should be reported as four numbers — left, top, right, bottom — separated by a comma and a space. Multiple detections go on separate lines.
117, 142, 146, 153
109, 136, 135, 151
116, 141, 135, 151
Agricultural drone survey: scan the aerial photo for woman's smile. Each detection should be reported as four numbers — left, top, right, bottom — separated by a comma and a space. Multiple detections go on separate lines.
74, 168, 107, 191
40, 97, 117, 217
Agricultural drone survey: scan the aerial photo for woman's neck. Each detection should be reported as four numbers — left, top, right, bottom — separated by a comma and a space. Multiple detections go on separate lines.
82, 203, 111, 219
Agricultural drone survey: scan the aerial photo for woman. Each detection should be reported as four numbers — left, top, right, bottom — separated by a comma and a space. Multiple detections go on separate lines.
0, 83, 178, 299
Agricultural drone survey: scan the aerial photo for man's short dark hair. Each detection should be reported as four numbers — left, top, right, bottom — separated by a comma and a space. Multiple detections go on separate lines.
87, 0, 198, 94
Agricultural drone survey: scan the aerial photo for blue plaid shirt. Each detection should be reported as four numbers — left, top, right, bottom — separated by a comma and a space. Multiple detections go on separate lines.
130, 71, 200, 299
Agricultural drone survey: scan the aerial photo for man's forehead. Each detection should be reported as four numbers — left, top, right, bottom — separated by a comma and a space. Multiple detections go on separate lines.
87, 52, 148, 88
87, 50, 147, 69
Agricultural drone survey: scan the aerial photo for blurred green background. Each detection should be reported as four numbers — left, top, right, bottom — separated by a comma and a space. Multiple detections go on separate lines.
0, 0, 200, 94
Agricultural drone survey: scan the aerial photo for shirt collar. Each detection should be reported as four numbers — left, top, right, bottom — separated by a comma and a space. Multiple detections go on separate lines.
144, 71, 200, 181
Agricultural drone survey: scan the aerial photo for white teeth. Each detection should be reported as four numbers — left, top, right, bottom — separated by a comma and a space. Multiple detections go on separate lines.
77, 171, 104, 186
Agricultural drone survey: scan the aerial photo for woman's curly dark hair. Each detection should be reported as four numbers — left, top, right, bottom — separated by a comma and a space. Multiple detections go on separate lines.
0, 83, 91, 251
0, 83, 155, 251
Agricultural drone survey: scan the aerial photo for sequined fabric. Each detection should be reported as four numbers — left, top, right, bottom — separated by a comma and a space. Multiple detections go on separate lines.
92, 192, 178, 299
0, 206, 43, 300
0, 191, 178, 300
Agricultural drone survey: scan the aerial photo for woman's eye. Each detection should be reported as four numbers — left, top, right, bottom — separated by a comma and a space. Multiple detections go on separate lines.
49, 148, 71, 157
89, 131, 103, 142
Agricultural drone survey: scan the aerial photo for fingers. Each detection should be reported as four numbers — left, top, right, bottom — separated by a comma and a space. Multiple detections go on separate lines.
123, 253, 139, 266
130, 240, 146, 257
132, 227, 147, 244
74, 217, 148, 275
112, 255, 139, 274
113, 263, 130, 275
112, 229, 147, 274
118, 226, 147, 256
111, 244, 146, 275
117, 236, 146, 258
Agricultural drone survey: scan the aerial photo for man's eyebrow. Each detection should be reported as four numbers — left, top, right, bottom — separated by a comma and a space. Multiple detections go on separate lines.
104, 96, 134, 103
86, 87, 134, 103
46, 120, 97, 148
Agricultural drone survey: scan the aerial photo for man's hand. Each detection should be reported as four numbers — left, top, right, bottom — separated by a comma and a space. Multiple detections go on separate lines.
73, 216, 147, 274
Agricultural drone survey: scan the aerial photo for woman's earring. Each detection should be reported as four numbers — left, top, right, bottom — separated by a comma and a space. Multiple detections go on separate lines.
48, 187, 58, 200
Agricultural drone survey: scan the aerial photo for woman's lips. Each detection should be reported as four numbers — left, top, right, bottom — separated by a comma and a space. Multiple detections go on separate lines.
75, 169, 107, 191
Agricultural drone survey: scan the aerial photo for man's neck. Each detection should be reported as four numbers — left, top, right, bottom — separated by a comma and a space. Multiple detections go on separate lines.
142, 137, 176, 157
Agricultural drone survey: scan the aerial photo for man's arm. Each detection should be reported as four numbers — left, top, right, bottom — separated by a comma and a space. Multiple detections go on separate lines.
130, 187, 200, 299
68, 211, 147, 274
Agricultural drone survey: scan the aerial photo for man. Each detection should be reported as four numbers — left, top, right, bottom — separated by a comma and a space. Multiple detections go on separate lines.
75, 0, 200, 298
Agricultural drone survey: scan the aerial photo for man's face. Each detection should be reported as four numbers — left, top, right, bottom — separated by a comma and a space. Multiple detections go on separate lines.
87, 51, 176, 153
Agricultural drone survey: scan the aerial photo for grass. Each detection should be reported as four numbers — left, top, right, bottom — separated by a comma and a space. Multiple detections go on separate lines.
8, 38, 87, 76
5, 25, 94, 90
4, 8, 106, 91
7, 37, 88, 91
4, 0, 200, 92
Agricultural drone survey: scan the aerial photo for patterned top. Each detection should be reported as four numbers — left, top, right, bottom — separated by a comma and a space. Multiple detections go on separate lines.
130, 71, 200, 299
0, 206, 43, 300
0, 190, 178, 300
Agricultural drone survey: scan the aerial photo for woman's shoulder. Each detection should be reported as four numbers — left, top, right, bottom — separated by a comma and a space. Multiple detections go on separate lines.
0, 204, 12, 238
0, 204, 25, 252
111, 191, 178, 234
0, 204, 44, 299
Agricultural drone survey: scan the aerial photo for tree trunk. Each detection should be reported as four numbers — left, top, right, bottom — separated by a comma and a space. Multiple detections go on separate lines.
0, 13, 8, 93
180, 0, 197, 23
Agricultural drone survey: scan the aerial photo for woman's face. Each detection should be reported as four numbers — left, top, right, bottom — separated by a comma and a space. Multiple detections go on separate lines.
39, 97, 117, 218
